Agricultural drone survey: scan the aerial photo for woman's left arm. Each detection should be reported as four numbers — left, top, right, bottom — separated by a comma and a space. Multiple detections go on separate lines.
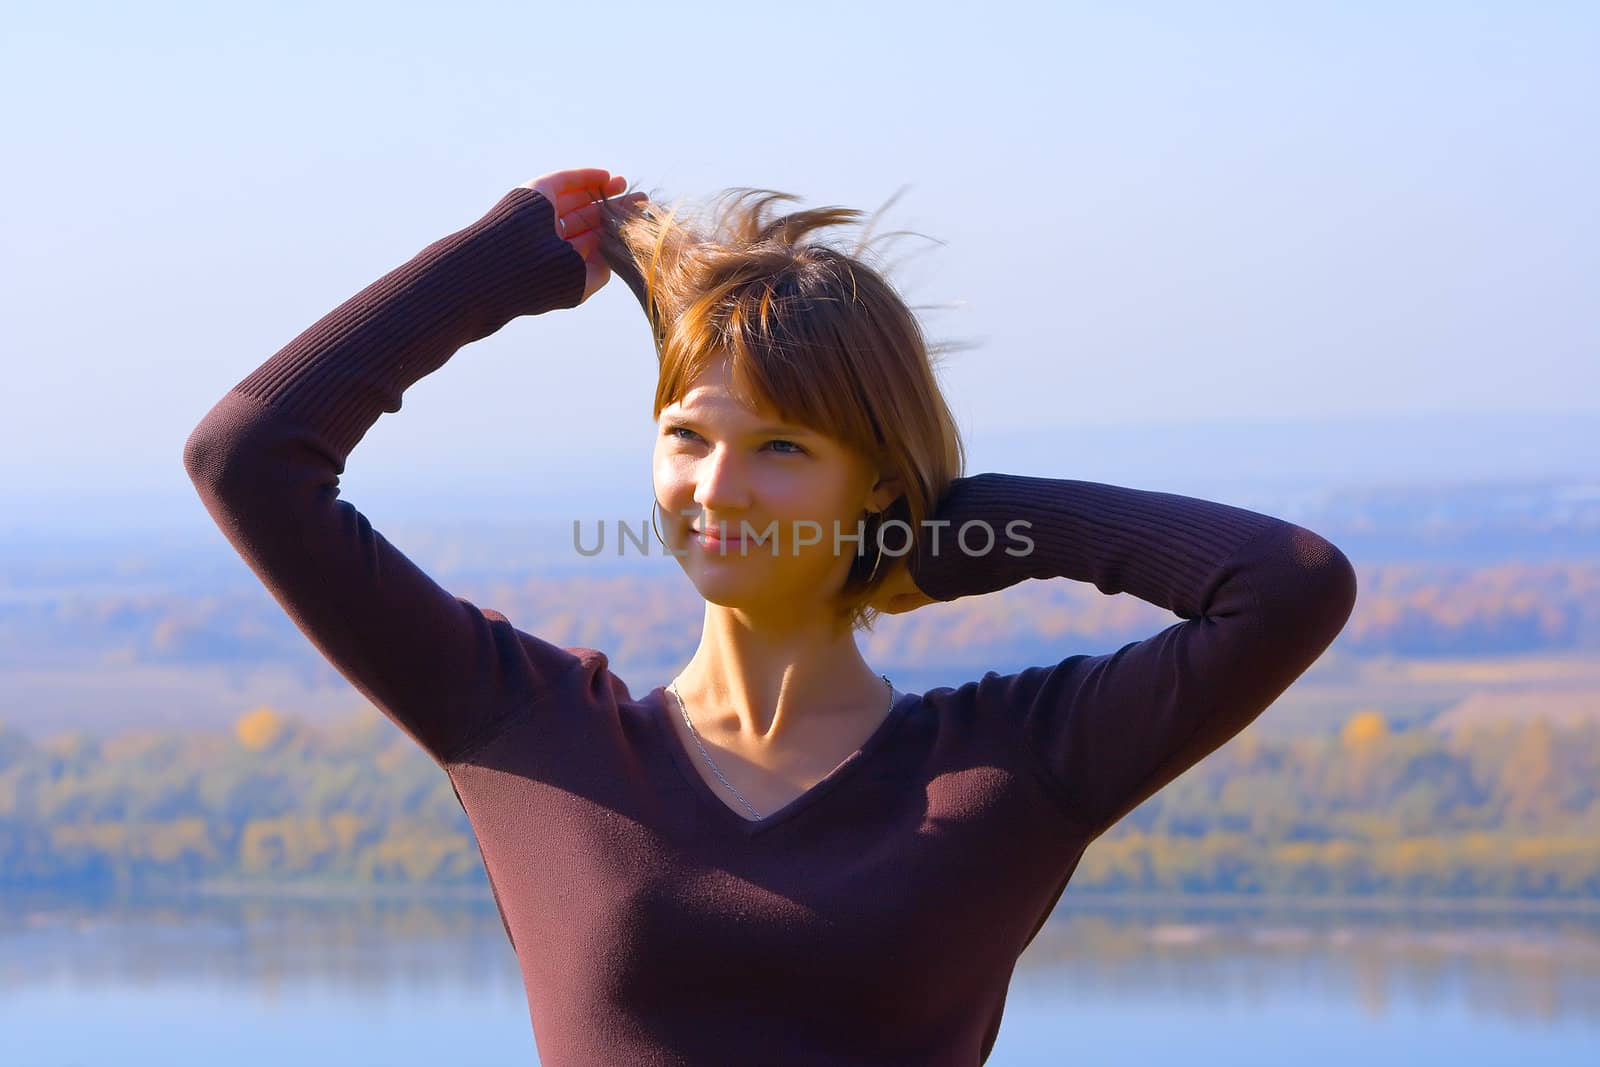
907, 473, 1358, 840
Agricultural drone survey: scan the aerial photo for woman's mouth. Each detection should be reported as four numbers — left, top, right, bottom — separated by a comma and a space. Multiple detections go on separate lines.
692, 526, 745, 549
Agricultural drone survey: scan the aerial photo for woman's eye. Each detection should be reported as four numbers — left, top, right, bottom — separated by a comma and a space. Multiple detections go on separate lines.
666, 427, 803, 455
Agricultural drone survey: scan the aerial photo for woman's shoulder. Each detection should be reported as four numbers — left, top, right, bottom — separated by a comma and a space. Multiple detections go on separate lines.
911, 660, 1092, 715
445, 630, 645, 763
501, 626, 621, 702
898, 662, 1091, 745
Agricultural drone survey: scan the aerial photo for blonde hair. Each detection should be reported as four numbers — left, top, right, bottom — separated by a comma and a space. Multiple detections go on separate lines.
595, 186, 967, 632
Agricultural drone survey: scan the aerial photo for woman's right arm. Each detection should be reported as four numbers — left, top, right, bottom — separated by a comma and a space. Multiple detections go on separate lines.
182, 177, 627, 768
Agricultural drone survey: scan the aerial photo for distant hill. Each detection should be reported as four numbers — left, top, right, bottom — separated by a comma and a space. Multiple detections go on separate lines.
3, 454, 1598, 739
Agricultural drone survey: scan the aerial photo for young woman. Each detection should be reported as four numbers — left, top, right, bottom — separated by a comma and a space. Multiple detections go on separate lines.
184, 166, 1357, 1065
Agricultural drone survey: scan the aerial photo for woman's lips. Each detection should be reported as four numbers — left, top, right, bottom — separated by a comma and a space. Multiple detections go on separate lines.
692, 526, 745, 548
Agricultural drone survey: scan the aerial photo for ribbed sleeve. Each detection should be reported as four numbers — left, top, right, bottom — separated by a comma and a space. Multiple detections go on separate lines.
907, 472, 1284, 608
910, 472, 1359, 839
182, 187, 590, 768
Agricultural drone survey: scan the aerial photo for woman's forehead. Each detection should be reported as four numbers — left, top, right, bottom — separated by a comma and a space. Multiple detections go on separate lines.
664, 361, 786, 424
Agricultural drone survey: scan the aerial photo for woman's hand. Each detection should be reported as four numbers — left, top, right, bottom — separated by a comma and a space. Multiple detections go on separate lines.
865, 554, 939, 616
520, 168, 649, 305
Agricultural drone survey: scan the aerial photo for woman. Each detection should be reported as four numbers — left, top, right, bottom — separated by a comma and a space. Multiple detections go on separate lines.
184, 167, 1357, 1065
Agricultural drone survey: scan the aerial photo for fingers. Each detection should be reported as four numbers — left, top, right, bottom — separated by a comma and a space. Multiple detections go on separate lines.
522, 169, 630, 218
521, 168, 655, 257
560, 192, 650, 241
563, 198, 648, 263
545, 172, 629, 217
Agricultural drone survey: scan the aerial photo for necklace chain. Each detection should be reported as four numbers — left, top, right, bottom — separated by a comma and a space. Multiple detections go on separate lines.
667, 674, 894, 820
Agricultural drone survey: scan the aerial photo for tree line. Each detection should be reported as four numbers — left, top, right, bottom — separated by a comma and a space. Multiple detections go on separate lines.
2, 704, 1597, 899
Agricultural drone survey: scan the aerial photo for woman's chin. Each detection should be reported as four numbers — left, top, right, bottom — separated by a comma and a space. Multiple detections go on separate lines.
681, 565, 761, 603
679, 558, 796, 611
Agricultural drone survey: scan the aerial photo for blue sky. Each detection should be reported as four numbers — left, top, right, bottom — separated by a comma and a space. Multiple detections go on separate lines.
3, 1, 1595, 529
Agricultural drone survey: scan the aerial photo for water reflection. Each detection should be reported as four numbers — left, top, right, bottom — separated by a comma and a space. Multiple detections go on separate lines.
1, 890, 522, 998
1025, 897, 1600, 1029
2, 890, 1598, 1065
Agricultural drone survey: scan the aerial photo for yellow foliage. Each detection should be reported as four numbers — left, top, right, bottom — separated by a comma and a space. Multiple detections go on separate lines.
147, 818, 215, 863
39, 731, 92, 759
100, 731, 167, 763
240, 815, 346, 874
235, 706, 284, 752
1499, 718, 1559, 824
359, 830, 475, 883
1341, 708, 1390, 749
329, 812, 367, 855
52, 822, 127, 851
49, 819, 217, 863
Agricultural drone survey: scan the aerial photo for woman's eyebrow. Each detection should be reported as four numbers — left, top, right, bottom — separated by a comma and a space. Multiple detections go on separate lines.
752, 423, 815, 436
663, 414, 815, 436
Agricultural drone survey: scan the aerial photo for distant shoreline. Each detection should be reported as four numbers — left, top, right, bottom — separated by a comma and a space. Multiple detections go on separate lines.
10, 881, 1600, 919
1055, 890, 1600, 918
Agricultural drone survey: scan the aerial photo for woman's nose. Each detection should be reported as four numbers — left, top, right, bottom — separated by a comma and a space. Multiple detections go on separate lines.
692, 446, 750, 512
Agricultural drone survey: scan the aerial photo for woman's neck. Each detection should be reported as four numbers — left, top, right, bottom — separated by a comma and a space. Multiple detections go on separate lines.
673, 604, 889, 747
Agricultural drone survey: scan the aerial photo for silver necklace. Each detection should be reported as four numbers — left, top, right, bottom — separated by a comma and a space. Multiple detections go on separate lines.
667, 673, 895, 820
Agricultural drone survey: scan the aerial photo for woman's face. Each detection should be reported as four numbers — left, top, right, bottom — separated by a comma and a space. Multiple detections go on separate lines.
653, 357, 893, 621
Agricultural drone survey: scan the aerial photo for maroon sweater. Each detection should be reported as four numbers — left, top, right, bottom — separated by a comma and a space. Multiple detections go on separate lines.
183, 186, 1358, 1065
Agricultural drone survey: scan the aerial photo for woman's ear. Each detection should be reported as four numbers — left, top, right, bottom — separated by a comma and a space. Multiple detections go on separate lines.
868, 473, 904, 514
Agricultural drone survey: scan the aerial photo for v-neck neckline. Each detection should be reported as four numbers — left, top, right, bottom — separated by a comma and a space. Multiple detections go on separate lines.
647, 684, 914, 837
